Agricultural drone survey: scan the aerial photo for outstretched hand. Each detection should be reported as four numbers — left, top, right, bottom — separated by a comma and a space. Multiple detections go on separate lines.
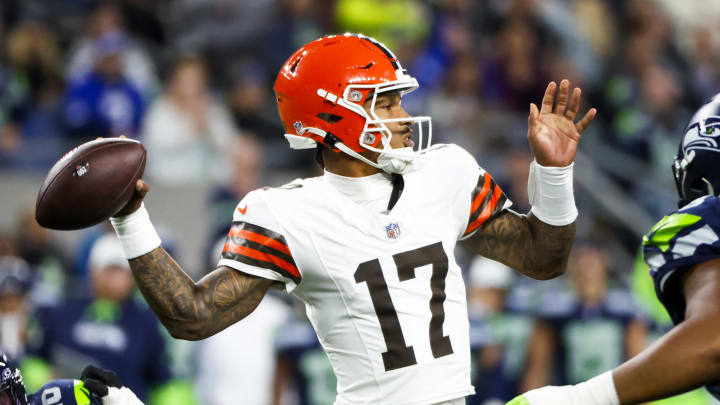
528, 79, 597, 167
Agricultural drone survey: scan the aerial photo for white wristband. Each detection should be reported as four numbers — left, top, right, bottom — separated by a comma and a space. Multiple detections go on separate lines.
528, 160, 578, 226
110, 203, 161, 259
519, 371, 619, 405
571, 371, 620, 405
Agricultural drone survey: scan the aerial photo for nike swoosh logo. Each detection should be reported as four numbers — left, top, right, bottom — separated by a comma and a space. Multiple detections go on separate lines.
237, 205, 247, 215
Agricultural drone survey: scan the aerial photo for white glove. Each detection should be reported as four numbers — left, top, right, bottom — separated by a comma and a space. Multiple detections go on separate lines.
507, 372, 619, 405
102, 387, 145, 405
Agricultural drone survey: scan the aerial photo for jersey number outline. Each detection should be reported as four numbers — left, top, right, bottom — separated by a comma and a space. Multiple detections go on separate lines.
41, 386, 62, 405
354, 242, 454, 371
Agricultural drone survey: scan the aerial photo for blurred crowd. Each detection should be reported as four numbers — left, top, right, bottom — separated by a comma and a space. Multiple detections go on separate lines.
1, 0, 720, 404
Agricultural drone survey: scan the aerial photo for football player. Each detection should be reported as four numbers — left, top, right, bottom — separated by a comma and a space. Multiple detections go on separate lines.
109, 33, 595, 404
508, 95, 720, 405
0, 352, 143, 405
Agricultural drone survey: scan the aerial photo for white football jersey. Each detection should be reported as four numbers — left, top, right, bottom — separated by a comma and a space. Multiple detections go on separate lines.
218, 144, 511, 405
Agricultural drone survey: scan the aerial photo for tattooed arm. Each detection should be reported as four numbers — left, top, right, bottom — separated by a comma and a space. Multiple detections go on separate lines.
461, 210, 575, 280
129, 247, 280, 340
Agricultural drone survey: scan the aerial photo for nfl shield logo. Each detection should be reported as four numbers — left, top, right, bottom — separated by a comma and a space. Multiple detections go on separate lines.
385, 222, 401, 239
293, 121, 303, 133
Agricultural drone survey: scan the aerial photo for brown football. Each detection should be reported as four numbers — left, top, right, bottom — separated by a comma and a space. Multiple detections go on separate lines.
35, 138, 146, 230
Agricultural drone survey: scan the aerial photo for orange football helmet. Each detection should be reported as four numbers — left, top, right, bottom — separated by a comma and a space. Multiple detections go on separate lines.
273, 33, 432, 173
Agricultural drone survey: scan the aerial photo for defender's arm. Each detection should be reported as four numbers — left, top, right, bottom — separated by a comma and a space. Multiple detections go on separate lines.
461, 210, 575, 280
612, 257, 720, 404
129, 247, 279, 340
511, 258, 720, 405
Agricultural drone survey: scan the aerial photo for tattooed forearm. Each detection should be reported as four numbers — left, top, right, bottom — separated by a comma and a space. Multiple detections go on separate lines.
462, 210, 575, 280
129, 247, 276, 340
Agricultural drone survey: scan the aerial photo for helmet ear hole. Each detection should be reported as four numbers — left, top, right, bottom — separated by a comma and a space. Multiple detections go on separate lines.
317, 113, 343, 124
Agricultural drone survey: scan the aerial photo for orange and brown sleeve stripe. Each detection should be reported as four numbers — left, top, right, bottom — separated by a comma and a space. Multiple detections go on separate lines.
463, 172, 508, 236
222, 222, 300, 283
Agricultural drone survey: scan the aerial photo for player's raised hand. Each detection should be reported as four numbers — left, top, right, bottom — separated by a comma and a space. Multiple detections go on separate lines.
528, 79, 596, 167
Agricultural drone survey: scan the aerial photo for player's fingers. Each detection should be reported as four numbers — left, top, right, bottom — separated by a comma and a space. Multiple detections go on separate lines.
136, 179, 150, 195
539, 81, 556, 114
83, 378, 109, 397
119, 135, 126, 139
81, 365, 122, 387
553, 79, 570, 114
528, 103, 539, 125
565, 88, 581, 121
575, 108, 597, 134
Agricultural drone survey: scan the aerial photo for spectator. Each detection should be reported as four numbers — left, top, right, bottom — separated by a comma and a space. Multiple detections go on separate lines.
205, 135, 265, 263
521, 244, 648, 390
227, 63, 313, 170
273, 300, 336, 405
194, 290, 291, 405
15, 209, 67, 306
0, 256, 33, 360
195, 235, 292, 405
66, 1, 158, 101
142, 55, 237, 185
0, 20, 66, 169
62, 32, 145, 140
26, 233, 172, 401
466, 257, 533, 405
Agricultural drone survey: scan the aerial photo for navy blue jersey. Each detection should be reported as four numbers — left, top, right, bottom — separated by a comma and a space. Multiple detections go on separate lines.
275, 319, 336, 405
27, 379, 101, 405
27, 298, 171, 401
644, 195, 720, 399
644, 196, 720, 325
538, 290, 641, 385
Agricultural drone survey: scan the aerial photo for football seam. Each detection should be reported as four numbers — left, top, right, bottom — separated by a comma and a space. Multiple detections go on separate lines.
106, 149, 147, 218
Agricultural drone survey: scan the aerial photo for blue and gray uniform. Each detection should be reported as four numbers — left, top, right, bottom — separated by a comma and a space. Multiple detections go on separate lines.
644, 196, 720, 325
27, 379, 100, 405
644, 195, 720, 398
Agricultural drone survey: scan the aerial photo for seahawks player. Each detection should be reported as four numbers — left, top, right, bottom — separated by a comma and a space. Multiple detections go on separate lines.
0, 351, 143, 405
509, 95, 720, 404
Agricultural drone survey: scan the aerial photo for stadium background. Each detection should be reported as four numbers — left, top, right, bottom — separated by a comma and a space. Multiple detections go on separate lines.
0, 0, 719, 404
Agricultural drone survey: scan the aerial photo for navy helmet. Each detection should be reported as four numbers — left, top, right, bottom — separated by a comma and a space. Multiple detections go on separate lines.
673, 94, 720, 207
0, 351, 27, 405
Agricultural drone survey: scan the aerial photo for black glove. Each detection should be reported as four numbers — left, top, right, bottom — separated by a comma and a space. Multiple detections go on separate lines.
81, 365, 123, 398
